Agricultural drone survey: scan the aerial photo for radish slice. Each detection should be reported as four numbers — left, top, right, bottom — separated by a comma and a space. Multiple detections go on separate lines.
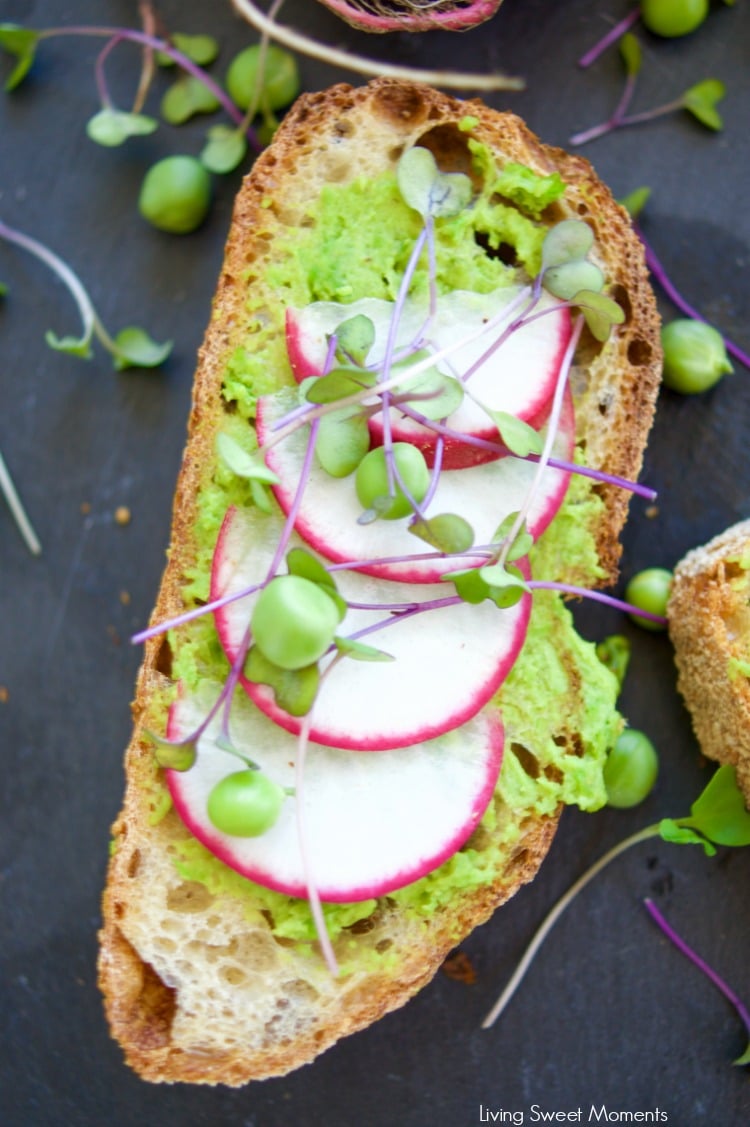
166, 684, 504, 903
286, 288, 571, 468
256, 388, 574, 583
211, 507, 530, 750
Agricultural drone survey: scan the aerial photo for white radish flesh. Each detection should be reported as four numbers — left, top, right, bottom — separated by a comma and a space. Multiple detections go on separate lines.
256, 388, 574, 583
166, 684, 504, 903
211, 507, 530, 750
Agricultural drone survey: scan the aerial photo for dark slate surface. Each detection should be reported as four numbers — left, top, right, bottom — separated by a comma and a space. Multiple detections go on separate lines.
1, 2, 749, 1125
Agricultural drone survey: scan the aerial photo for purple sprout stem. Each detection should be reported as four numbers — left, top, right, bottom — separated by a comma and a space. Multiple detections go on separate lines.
421, 431, 444, 511
343, 594, 463, 646
459, 286, 535, 386
569, 71, 639, 146
94, 33, 123, 109
131, 578, 264, 645
578, 8, 641, 69
644, 898, 750, 1045
394, 403, 657, 501
326, 544, 494, 573
38, 25, 260, 148
638, 228, 750, 372
529, 580, 668, 625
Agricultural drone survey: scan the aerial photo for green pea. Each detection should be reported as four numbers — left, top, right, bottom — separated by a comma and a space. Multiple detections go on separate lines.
207, 769, 285, 836
604, 729, 659, 808
251, 574, 340, 671
641, 0, 709, 37
624, 567, 672, 631
355, 444, 430, 520
661, 319, 733, 394
138, 155, 211, 234
226, 45, 300, 113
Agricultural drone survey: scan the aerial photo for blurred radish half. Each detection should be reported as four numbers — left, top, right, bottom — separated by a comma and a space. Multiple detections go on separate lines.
316, 0, 503, 34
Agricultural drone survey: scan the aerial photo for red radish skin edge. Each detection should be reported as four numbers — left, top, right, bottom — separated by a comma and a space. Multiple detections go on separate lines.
165, 691, 505, 902
210, 506, 532, 750
255, 388, 574, 584
284, 298, 572, 470
317, 0, 503, 34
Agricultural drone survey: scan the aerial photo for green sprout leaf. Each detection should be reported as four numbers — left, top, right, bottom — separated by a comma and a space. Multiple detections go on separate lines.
216, 433, 281, 485
0, 23, 39, 90
397, 147, 472, 219
658, 765, 750, 854
573, 289, 626, 342
493, 511, 534, 561
358, 493, 399, 525
45, 328, 93, 359
445, 566, 492, 605
0, 281, 8, 296
485, 410, 543, 457
400, 358, 464, 421
618, 186, 651, 221
620, 32, 642, 79
147, 730, 197, 771
111, 327, 173, 370
161, 76, 220, 125
244, 647, 319, 716
658, 818, 717, 855
286, 547, 347, 621
682, 79, 726, 131
86, 108, 158, 147
544, 260, 605, 301
409, 513, 474, 554
315, 408, 370, 479
286, 546, 336, 590
334, 636, 395, 662
479, 560, 530, 601
200, 124, 247, 174
686, 764, 750, 847
171, 33, 219, 66
305, 367, 377, 405
335, 314, 375, 367
249, 478, 274, 513
541, 219, 594, 271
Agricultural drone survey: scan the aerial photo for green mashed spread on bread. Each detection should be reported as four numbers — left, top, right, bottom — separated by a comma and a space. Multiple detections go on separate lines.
156, 157, 620, 945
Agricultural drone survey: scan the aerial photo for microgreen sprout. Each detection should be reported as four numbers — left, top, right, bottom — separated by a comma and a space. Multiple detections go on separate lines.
643, 898, 750, 1066
0, 219, 172, 369
570, 31, 726, 147
0, 21, 261, 153
482, 764, 750, 1028
619, 187, 750, 373
579, 0, 733, 67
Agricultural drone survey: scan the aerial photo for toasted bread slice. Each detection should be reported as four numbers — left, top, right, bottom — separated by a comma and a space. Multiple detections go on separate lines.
98, 79, 661, 1085
669, 520, 750, 806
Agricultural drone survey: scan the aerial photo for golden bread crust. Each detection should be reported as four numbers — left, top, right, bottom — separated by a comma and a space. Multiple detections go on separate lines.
98, 80, 661, 1086
668, 520, 750, 805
